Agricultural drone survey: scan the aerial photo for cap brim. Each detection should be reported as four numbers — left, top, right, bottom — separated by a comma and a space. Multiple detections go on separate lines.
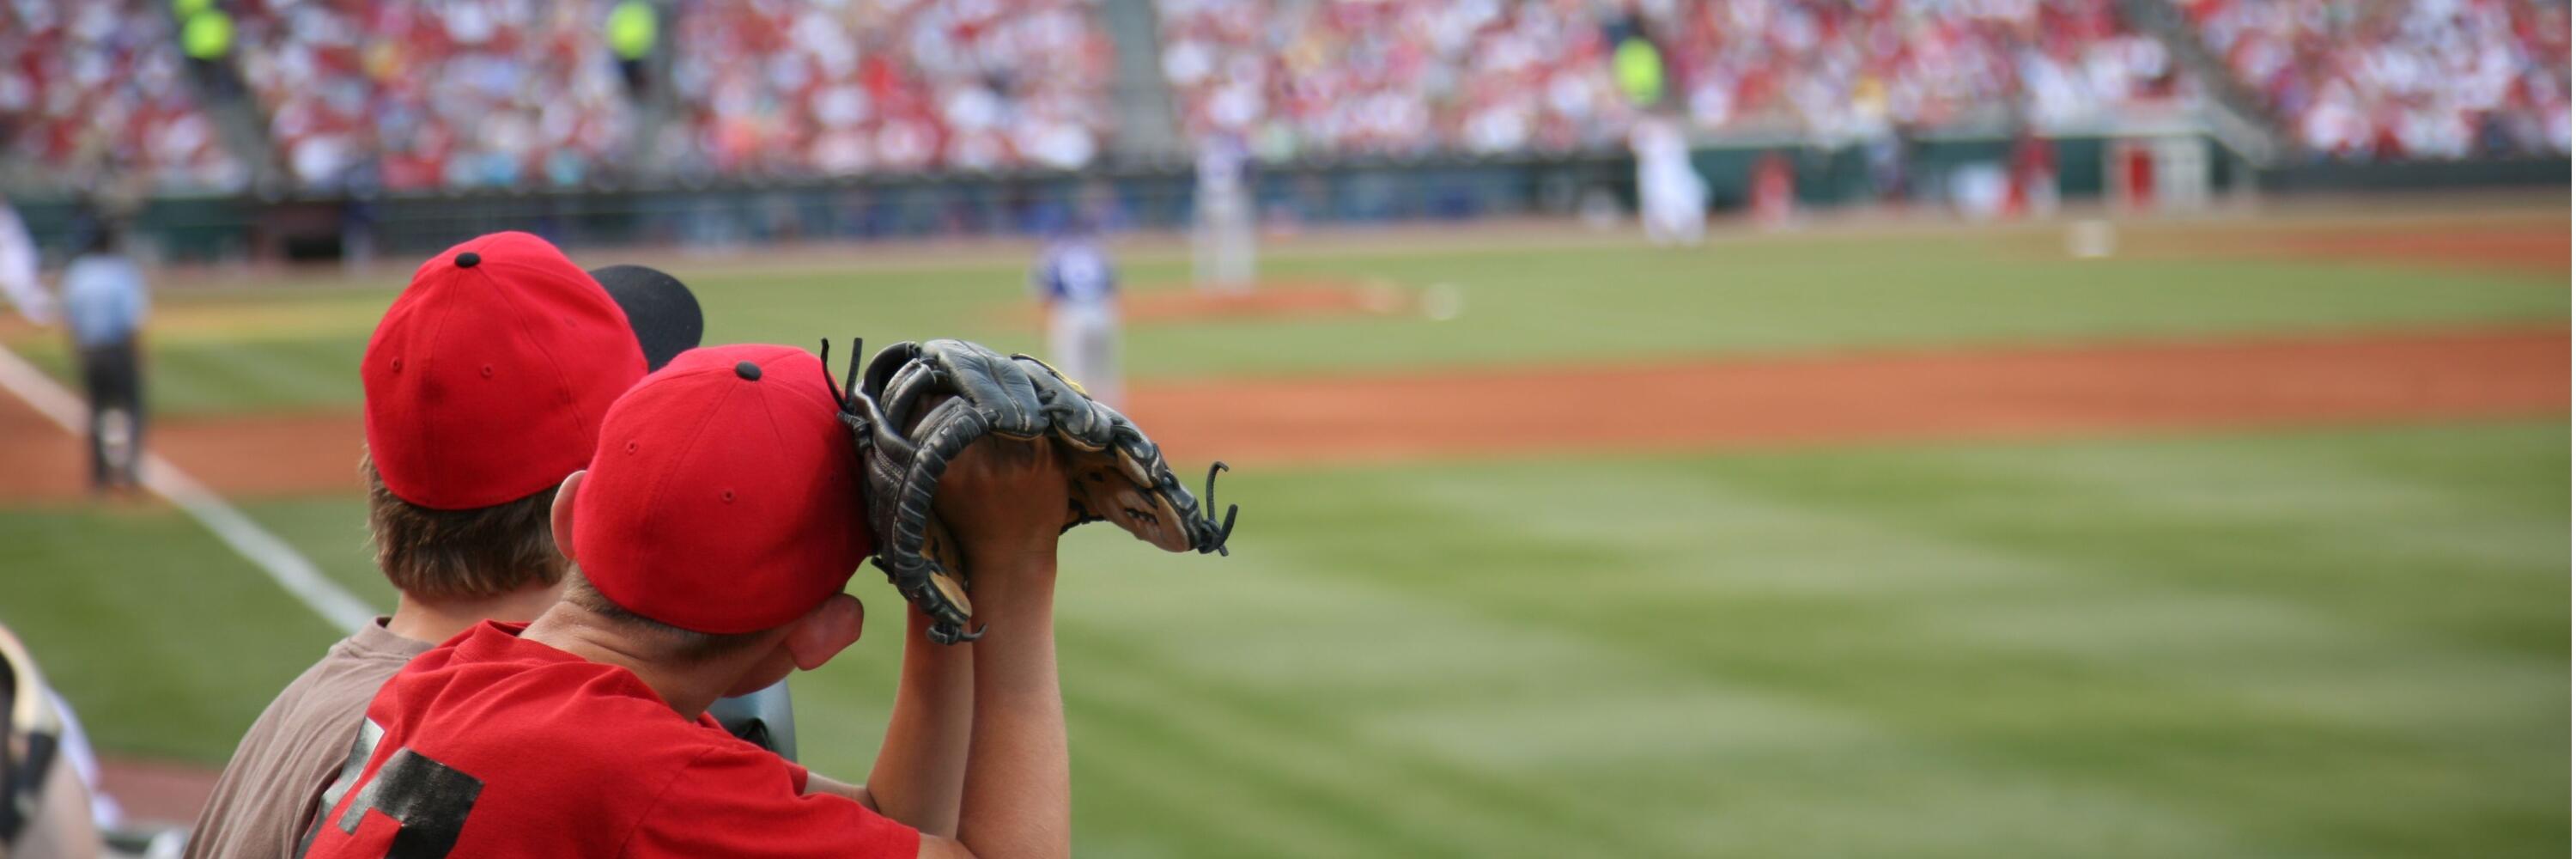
590, 265, 706, 371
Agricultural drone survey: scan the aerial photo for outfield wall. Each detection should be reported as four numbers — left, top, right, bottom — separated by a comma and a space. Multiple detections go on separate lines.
6, 142, 2564, 265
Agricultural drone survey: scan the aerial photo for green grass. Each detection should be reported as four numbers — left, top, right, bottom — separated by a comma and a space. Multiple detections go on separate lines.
3, 423, 2562, 856
6, 220, 2562, 417
0, 503, 343, 762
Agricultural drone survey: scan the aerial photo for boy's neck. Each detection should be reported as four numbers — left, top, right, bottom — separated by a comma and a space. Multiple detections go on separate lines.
385, 582, 563, 646
519, 602, 751, 719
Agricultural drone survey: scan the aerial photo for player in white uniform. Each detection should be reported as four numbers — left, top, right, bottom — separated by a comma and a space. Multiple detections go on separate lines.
0, 196, 57, 326
1031, 222, 1122, 408
1192, 133, 1255, 292
1631, 114, 1708, 247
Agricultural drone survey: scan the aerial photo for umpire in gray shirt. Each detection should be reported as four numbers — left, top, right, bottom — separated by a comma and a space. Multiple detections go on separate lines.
58, 224, 148, 493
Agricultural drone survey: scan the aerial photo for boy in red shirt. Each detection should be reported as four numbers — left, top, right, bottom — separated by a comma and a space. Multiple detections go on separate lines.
303, 344, 1072, 858
191, 233, 719, 859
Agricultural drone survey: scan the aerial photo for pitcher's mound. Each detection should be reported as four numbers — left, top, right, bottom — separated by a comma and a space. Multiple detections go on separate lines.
1003, 280, 1413, 328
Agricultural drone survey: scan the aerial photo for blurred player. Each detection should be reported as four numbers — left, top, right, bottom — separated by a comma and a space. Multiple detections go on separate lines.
1191, 131, 1255, 292
2008, 127, 2061, 218
0, 195, 55, 326
1751, 149, 1797, 229
301, 344, 1059, 859
1031, 218, 1121, 407
1630, 113, 1706, 247
57, 225, 147, 493
185, 235, 701, 859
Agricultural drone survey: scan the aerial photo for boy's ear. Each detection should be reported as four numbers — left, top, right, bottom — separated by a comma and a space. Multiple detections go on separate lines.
783, 594, 864, 671
550, 470, 586, 564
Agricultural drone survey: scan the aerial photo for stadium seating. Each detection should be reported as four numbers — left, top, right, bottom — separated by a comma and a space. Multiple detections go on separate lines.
1157, 0, 1626, 158
2180, 0, 2571, 159
0, 1, 246, 192
666, 0, 1115, 176
2, 0, 2567, 194
1649, 0, 2183, 136
231, 0, 637, 191
1155, 0, 2184, 159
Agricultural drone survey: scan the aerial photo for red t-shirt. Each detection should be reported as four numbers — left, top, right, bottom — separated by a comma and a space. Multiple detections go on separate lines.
301, 622, 920, 859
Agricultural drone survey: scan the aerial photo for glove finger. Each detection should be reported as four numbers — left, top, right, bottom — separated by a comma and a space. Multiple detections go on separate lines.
895, 396, 986, 557
886, 396, 989, 637
920, 517, 972, 617
844, 387, 915, 460
1072, 462, 1194, 552
1017, 356, 1116, 450
879, 359, 947, 435
924, 340, 1048, 439
860, 340, 920, 399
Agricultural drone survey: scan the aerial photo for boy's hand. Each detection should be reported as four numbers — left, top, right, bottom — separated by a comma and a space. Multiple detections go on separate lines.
846, 338, 1235, 645
932, 435, 1068, 568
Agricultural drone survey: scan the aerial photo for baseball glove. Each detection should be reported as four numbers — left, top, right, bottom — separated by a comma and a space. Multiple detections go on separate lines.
828, 338, 1236, 643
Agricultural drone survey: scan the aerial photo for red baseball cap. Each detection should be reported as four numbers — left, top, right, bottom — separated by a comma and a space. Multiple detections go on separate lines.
573, 344, 873, 634
362, 232, 648, 510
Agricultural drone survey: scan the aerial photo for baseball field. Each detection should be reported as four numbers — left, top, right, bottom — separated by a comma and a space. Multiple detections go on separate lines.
0, 198, 2566, 857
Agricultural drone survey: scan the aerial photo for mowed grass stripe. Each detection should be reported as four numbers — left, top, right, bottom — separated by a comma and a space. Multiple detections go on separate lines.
1194, 463, 2293, 855
1718, 427, 2570, 658
1055, 574, 2260, 857
1060, 661, 1465, 857
1061, 612, 1660, 858
1159, 424, 2563, 857
1047, 482, 2282, 856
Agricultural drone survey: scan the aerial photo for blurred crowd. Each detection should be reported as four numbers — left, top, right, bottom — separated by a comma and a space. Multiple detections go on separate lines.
665, 0, 1115, 178
2184, 0, 2571, 160
6, 0, 1116, 192
1159, 0, 1629, 158
234, 0, 637, 191
0, 0, 247, 192
0, 0, 2567, 193
1157, 0, 2184, 160
1649, 0, 2182, 138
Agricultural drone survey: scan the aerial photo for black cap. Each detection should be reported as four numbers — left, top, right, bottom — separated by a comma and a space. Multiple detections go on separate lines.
589, 265, 706, 371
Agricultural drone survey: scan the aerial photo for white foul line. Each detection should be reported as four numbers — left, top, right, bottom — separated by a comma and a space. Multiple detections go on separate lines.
0, 341, 374, 633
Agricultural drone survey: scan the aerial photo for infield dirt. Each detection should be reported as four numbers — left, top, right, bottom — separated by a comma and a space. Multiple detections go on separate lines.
3, 325, 2562, 503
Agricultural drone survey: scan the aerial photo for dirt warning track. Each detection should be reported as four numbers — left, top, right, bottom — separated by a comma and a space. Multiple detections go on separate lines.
1, 326, 2565, 503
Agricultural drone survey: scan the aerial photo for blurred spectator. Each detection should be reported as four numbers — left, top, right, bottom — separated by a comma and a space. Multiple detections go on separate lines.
1613, 26, 1666, 109
232, 0, 637, 191
0, 0, 247, 192
608, 0, 658, 96
663, 0, 1116, 177
178, 0, 239, 99
2183, 0, 2571, 160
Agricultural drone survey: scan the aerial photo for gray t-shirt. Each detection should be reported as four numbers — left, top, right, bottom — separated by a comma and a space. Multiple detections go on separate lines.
183, 620, 431, 859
